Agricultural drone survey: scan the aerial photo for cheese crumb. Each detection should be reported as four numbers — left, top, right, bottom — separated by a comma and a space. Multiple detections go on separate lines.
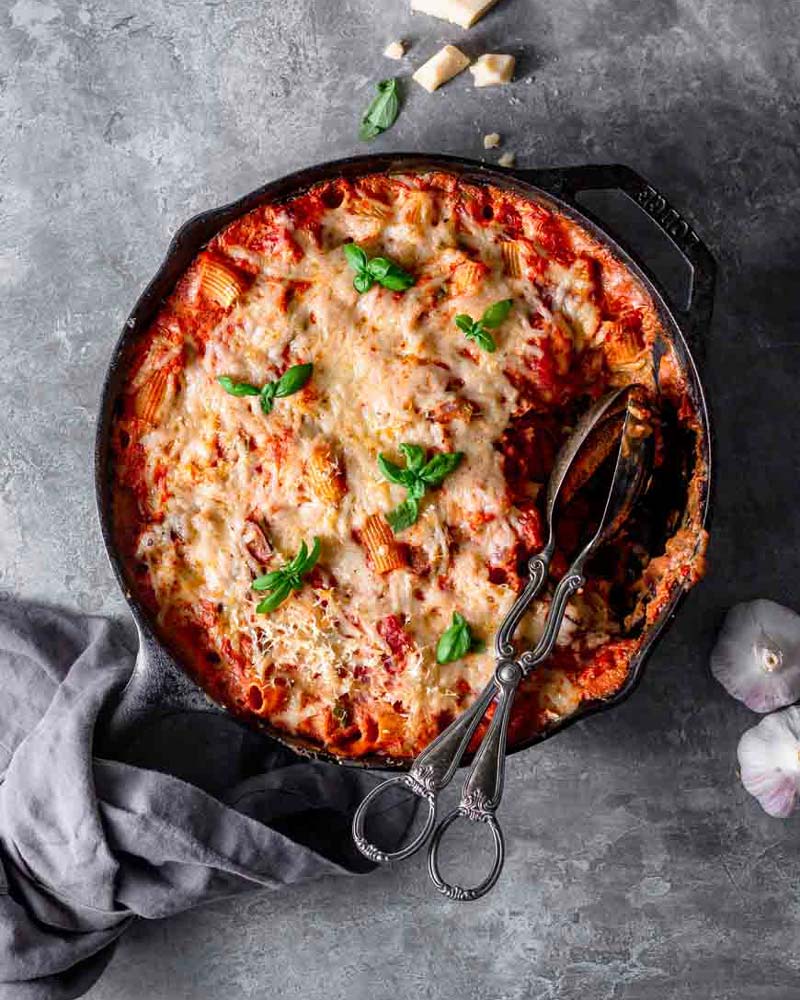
412, 45, 471, 93
483, 132, 501, 149
498, 151, 516, 167
384, 40, 406, 60
411, 0, 502, 29
470, 53, 516, 87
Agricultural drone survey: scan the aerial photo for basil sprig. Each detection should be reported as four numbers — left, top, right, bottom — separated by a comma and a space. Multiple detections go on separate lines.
332, 701, 350, 725
344, 243, 415, 294
251, 537, 321, 613
436, 612, 484, 665
378, 444, 463, 533
454, 299, 513, 353
217, 363, 313, 415
359, 78, 401, 141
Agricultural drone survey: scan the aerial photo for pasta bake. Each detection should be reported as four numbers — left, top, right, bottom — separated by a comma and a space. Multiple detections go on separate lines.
110, 170, 707, 760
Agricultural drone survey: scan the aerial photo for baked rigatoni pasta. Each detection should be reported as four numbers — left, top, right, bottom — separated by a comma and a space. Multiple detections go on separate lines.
110, 171, 707, 760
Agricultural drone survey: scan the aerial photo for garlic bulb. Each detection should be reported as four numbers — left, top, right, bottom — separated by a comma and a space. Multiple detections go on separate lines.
710, 600, 800, 712
738, 707, 800, 817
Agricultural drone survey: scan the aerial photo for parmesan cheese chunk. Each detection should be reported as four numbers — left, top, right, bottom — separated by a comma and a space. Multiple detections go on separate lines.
498, 151, 516, 167
470, 53, 516, 87
483, 132, 501, 149
411, 0, 502, 29
384, 40, 406, 60
412, 45, 471, 92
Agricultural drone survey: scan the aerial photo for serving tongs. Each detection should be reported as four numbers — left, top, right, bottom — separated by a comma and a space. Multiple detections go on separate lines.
352, 386, 655, 900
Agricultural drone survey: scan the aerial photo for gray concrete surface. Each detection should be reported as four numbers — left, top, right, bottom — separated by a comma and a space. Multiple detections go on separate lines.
2, 0, 800, 997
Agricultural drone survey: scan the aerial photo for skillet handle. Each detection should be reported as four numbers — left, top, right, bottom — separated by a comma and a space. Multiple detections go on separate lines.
106, 620, 222, 749
518, 163, 716, 356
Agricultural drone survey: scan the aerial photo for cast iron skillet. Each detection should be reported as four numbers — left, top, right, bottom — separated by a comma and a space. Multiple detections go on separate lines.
95, 154, 715, 768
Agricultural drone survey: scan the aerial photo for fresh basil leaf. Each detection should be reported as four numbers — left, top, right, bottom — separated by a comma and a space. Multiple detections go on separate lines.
258, 383, 276, 414
274, 363, 313, 399
380, 271, 415, 292
254, 538, 320, 612
419, 451, 463, 486
481, 298, 513, 329
217, 375, 261, 397
298, 536, 321, 575
436, 612, 474, 664
359, 78, 400, 142
368, 258, 415, 291
353, 271, 374, 294
386, 498, 419, 533
380, 444, 460, 531
343, 243, 369, 274
251, 570, 288, 592
284, 536, 322, 576
285, 541, 309, 575
377, 453, 410, 486
359, 120, 381, 142
256, 578, 293, 614
349, 246, 413, 293
332, 701, 350, 725
398, 444, 426, 473
469, 327, 497, 353
456, 312, 496, 352
454, 314, 476, 336
365, 257, 392, 280
407, 477, 426, 501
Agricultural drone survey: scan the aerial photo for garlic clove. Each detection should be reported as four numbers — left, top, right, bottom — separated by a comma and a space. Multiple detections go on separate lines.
710, 600, 800, 712
737, 706, 800, 817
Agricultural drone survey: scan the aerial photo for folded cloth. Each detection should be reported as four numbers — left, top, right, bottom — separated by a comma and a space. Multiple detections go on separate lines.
0, 601, 403, 1000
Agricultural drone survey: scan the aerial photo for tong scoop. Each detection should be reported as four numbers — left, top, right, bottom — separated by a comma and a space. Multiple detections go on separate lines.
352, 386, 654, 900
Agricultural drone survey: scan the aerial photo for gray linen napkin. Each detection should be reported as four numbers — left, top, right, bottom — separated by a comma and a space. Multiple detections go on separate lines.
0, 600, 402, 1000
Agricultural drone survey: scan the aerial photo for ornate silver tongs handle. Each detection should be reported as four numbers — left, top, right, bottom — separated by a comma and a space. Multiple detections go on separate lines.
427, 559, 585, 900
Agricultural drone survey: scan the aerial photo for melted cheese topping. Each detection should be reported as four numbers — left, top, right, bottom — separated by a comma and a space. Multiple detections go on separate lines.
111, 171, 705, 759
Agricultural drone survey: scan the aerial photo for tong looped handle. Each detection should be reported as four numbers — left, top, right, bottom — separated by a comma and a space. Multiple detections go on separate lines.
428, 811, 504, 901
352, 775, 438, 862
427, 660, 520, 900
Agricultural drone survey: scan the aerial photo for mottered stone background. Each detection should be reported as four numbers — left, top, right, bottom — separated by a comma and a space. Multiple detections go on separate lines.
2, 1, 799, 997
